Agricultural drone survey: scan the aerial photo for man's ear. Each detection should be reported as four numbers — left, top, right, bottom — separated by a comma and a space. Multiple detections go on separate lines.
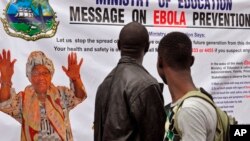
118, 40, 121, 51
157, 56, 168, 84
190, 56, 195, 67
144, 42, 149, 53
157, 56, 163, 69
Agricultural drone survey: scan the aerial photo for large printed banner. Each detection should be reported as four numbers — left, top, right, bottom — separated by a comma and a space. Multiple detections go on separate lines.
0, 0, 250, 140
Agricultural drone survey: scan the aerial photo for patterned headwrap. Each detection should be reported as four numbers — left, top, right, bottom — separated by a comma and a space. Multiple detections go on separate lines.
26, 51, 54, 81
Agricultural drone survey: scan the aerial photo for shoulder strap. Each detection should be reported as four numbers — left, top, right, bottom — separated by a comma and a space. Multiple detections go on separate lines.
173, 90, 216, 137
178, 90, 216, 109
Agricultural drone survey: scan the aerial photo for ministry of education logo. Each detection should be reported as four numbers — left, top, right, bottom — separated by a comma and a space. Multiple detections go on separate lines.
1, 0, 59, 41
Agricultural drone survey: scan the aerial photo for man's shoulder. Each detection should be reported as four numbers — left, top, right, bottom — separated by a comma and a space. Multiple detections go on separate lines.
175, 90, 215, 112
97, 64, 160, 94
115, 64, 158, 85
179, 97, 217, 124
175, 97, 217, 141
182, 97, 215, 112
97, 67, 117, 85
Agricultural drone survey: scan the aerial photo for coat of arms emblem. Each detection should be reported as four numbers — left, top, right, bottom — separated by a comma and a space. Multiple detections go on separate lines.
1, 0, 59, 41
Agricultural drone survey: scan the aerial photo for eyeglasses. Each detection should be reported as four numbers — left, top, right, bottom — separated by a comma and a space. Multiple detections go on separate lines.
31, 71, 50, 77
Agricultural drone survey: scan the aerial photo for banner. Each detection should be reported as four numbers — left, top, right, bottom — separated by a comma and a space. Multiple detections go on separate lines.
0, 0, 250, 140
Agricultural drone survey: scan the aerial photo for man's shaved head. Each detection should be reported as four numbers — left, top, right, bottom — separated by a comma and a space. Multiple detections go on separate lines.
118, 22, 149, 58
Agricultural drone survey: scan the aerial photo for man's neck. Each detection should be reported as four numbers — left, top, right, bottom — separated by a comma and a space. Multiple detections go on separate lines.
165, 69, 197, 103
169, 85, 198, 103
121, 55, 143, 65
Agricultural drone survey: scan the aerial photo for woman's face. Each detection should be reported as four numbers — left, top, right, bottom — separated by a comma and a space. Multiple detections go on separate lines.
31, 65, 52, 94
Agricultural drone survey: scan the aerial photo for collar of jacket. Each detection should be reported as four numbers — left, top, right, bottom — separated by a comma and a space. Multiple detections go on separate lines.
118, 56, 148, 71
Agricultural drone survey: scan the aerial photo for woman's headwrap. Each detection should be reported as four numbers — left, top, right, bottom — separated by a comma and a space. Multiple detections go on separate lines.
26, 51, 54, 82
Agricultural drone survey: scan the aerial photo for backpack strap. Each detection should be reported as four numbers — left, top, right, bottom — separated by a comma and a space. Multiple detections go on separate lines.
178, 90, 215, 108
172, 89, 238, 141
173, 89, 216, 138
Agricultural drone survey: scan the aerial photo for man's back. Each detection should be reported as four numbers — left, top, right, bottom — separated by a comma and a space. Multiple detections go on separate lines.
94, 56, 165, 141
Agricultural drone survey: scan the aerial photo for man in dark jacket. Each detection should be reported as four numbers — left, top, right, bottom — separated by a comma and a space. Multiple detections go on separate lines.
94, 22, 166, 141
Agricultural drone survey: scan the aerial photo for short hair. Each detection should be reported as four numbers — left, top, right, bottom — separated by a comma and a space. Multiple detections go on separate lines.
118, 22, 149, 55
158, 32, 192, 70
